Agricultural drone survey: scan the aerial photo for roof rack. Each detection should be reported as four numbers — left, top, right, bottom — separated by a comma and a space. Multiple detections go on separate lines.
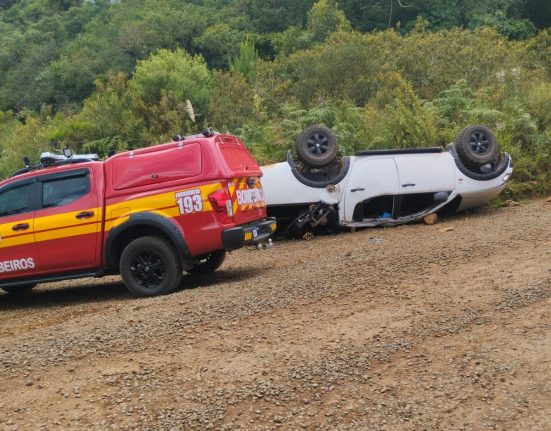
10, 153, 99, 178
39, 151, 99, 163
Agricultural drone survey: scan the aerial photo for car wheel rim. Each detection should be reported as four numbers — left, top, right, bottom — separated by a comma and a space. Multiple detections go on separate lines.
306, 133, 329, 156
130, 252, 166, 289
469, 131, 490, 154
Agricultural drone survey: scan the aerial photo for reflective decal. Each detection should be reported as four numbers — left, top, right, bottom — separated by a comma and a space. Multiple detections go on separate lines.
236, 188, 265, 206
176, 189, 203, 215
0, 258, 35, 273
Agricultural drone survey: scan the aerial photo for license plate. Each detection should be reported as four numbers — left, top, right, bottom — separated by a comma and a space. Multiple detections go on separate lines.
252, 227, 258, 238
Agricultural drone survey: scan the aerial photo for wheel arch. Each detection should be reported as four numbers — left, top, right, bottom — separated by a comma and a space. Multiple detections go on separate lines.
448, 144, 511, 181
104, 212, 191, 271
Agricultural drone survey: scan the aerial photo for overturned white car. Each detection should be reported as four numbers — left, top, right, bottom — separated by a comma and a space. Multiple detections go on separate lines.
261, 125, 513, 237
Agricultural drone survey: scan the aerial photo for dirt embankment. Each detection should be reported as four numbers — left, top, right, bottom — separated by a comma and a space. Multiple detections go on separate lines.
0, 199, 550, 430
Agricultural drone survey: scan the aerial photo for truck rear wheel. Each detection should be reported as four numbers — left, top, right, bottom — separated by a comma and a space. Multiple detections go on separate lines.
189, 250, 226, 274
455, 125, 498, 169
120, 236, 182, 297
296, 125, 339, 168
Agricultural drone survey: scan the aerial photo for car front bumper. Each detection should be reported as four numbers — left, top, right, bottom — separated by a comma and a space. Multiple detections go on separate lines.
222, 218, 277, 251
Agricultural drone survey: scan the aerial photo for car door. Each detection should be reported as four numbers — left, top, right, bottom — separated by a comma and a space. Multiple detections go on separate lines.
342, 157, 400, 223
391, 153, 456, 218
34, 168, 101, 271
394, 153, 455, 194
0, 179, 40, 280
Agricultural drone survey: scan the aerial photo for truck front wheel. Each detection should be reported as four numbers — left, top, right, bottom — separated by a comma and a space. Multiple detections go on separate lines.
120, 236, 182, 297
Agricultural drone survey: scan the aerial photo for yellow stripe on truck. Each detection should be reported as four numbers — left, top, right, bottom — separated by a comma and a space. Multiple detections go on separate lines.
0, 217, 34, 248
0, 233, 35, 248
34, 207, 102, 242
35, 221, 101, 242
0, 182, 223, 248
105, 182, 220, 231
229, 178, 239, 215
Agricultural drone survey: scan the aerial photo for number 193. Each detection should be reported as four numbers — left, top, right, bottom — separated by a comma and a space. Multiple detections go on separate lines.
177, 194, 203, 214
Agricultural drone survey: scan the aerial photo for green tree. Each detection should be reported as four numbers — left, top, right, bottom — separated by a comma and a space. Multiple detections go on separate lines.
208, 70, 256, 132
307, 0, 351, 42
35, 48, 104, 108
469, 9, 536, 39
129, 48, 211, 111
230, 38, 260, 80
74, 73, 145, 152
524, 0, 551, 29
194, 23, 242, 69
270, 26, 314, 56
240, 0, 315, 33
128, 48, 212, 138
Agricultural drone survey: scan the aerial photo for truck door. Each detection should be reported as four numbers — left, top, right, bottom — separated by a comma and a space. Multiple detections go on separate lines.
34, 168, 101, 271
394, 153, 455, 194
342, 157, 399, 223
0, 179, 39, 280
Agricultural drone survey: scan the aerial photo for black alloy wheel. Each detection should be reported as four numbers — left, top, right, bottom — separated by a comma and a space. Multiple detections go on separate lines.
129, 251, 166, 289
307, 133, 330, 157
455, 124, 498, 169
295, 124, 339, 168
120, 236, 182, 297
469, 130, 491, 155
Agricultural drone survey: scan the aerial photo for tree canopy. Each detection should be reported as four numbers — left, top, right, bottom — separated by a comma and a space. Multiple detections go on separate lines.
1, 0, 550, 196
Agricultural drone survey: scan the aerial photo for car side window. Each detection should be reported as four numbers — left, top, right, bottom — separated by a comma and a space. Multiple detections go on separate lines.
42, 174, 90, 208
0, 183, 33, 217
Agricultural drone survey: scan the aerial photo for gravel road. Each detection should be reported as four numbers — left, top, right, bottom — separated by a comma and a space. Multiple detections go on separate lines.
1, 199, 550, 431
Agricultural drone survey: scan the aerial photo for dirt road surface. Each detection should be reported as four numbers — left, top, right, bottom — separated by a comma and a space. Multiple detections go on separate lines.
1, 199, 550, 431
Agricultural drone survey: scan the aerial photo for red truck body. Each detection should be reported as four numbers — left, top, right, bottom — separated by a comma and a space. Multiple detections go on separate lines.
0, 133, 275, 296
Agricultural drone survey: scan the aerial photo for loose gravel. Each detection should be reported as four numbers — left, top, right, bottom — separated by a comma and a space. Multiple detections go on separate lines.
0, 199, 550, 430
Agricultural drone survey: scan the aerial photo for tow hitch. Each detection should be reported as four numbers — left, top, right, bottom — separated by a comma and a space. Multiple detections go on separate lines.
256, 238, 273, 250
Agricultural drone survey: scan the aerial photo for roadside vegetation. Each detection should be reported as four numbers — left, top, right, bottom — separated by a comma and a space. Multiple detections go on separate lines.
1, 0, 550, 197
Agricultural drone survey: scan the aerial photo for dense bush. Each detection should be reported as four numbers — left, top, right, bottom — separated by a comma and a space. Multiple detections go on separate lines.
0, 1, 550, 198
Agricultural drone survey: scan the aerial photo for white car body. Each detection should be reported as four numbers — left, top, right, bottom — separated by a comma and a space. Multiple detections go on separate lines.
261, 146, 513, 230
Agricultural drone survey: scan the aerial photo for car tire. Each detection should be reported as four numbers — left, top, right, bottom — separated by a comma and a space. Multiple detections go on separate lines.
296, 125, 339, 168
455, 125, 498, 168
1, 283, 37, 295
120, 236, 182, 297
188, 250, 226, 275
